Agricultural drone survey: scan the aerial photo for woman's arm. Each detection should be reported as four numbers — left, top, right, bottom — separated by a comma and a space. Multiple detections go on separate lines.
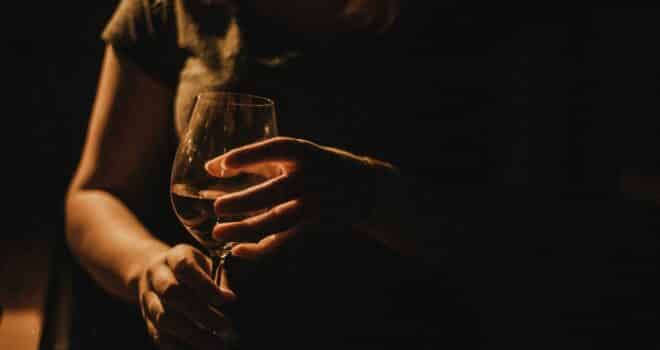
204, 137, 448, 262
65, 45, 174, 302
67, 47, 234, 349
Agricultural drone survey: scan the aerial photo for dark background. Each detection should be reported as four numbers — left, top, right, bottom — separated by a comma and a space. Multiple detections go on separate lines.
9, 3, 659, 250
5, 2, 659, 349
8, 2, 116, 235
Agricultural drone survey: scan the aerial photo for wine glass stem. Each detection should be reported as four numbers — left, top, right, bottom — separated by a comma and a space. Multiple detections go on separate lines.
211, 242, 236, 286
211, 255, 222, 286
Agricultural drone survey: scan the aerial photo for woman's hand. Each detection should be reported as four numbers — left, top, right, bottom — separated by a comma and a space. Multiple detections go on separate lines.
205, 136, 398, 258
138, 244, 236, 349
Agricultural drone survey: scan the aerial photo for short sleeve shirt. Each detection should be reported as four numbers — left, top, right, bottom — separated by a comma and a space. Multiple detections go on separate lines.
102, 0, 244, 137
99, 1, 660, 347
100, 2, 480, 347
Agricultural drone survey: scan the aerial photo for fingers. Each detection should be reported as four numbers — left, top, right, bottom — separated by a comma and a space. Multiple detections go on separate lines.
149, 264, 232, 335
231, 223, 306, 259
212, 199, 310, 243
165, 245, 236, 303
214, 171, 303, 215
143, 291, 224, 350
205, 137, 317, 174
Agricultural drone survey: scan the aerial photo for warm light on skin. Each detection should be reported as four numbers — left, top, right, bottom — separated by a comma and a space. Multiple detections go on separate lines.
0, 239, 52, 350
0, 309, 43, 350
204, 136, 400, 259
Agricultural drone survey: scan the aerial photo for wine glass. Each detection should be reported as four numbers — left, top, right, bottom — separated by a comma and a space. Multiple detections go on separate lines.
170, 91, 279, 285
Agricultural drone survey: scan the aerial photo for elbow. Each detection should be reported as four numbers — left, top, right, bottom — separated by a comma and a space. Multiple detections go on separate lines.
63, 177, 104, 253
64, 181, 87, 255
64, 176, 140, 252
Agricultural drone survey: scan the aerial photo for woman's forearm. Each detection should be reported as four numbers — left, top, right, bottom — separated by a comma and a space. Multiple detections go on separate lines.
65, 189, 170, 303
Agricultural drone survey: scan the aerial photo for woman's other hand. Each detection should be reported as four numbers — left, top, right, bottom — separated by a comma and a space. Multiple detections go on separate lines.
138, 244, 236, 349
205, 136, 398, 258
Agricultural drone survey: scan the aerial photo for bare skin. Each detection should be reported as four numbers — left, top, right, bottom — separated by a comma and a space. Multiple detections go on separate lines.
205, 137, 443, 261
66, 46, 235, 349
66, 2, 437, 349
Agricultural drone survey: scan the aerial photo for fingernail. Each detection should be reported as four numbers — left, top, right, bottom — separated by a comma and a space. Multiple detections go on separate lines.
230, 245, 245, 257
218, 162, 229, 177
221, 155, 240, 172
231, 246, 259, 260
222, 288, 237, 301
204, 160, 216, 174
223, 156, 239, 169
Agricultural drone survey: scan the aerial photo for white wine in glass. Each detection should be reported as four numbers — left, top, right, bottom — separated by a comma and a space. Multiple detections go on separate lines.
170, 92, 279, 284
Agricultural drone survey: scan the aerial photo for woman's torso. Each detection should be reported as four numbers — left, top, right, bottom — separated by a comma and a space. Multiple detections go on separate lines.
123, 1, 657, 348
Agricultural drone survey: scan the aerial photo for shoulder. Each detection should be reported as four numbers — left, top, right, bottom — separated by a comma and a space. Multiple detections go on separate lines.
103, 0, 237, 42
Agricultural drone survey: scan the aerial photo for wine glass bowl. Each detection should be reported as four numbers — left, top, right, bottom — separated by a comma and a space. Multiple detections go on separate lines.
170, 92, 279, 282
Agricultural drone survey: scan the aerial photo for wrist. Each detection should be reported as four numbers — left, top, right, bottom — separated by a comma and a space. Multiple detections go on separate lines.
353, 160, 421, 255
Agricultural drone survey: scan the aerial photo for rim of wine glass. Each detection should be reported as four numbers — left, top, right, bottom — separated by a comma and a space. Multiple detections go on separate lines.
196, 91, 275, 108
